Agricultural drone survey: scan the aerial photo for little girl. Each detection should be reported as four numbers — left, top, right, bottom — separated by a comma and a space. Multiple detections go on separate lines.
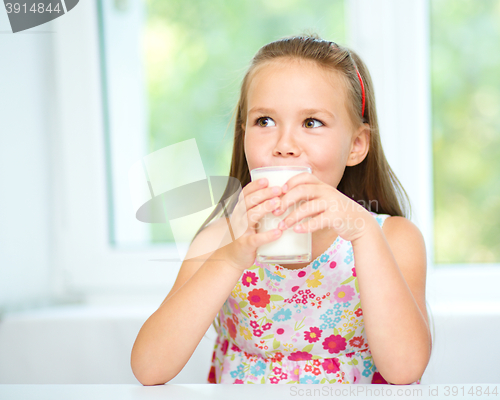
131, 33, 432, 386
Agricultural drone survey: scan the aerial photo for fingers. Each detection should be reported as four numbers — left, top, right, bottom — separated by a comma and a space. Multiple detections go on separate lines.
277, 199, 326, 231
273, 184, 320, 216
245, 184, 282, 211
232, 179, 268, 223
239, 179, 283, 218
280, 171, 315, 194
249, 226, 282, 248
248, 196, 281, 228
230, 178, 282, 234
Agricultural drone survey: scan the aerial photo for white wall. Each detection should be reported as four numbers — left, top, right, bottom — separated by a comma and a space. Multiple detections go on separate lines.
0, 3, 55, 312
0, 305, 216, 384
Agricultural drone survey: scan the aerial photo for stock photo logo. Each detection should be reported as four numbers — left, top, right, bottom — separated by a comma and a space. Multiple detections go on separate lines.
3, 0, 79, 33
129, 139, 246, 261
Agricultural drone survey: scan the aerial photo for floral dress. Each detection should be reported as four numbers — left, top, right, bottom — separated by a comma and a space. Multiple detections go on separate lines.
207, 211, 422, 385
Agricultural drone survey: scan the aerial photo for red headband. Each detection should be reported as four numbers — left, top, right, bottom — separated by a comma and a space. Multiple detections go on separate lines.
356, 69, 366, 118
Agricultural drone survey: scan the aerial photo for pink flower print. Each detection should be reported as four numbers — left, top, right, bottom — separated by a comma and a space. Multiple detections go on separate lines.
222, 357, 232, 375
285, 278, 300, 292
302, 307, 314, 317
289, 366, 300, 382
289, 269, 307, 280
349, 367, 361, 383
293, 310, 304, 321
333, 285, 355, 303
322, 357, 341, 374
269, 376, 280, 384
250, 320, 259, 329
272, 367, 282, 375
231, 344, 241, 352
274, 323, 291, 339
221, 339, 229, 355
253, 329, 263, 337
242, 271, 258, 287
228, 297, 241, 314
329, 261, 337, 269
262, 322, 272, 331
352, 267, 356, 277
226, 318, 237, 340
297, 270, 307, 278
234, 379, 244, 384
322, 334, 347, 354
280, 372, 288, 380
287, 351, 312, 361
304, 327, 322, 343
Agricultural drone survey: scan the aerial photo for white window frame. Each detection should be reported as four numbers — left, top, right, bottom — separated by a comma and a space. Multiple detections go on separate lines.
51, 0, 178, 304
51, 0, 500, 304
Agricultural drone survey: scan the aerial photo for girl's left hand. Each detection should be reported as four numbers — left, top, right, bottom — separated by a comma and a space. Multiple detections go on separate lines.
274, 172, 375, 243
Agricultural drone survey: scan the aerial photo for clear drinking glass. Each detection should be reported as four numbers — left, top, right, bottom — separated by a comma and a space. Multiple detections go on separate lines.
249, 166, 312, 264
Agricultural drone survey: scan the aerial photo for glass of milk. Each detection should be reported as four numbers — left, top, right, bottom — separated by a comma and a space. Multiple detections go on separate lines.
249, 166, 312, 264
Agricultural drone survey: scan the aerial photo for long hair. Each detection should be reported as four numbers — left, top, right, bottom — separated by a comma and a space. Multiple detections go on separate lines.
195, 32, 412, 334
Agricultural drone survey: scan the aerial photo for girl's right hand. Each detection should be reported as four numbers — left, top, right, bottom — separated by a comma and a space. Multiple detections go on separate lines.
218, 178, 283, 271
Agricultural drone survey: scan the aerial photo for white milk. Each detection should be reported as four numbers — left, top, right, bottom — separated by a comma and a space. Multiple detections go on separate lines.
250, 166, 312, 264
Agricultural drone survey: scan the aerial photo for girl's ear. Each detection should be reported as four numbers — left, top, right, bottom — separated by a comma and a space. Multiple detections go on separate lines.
346, 123, 370, 167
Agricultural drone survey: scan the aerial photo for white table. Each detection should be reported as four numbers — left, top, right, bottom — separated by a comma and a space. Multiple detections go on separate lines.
0, 384, 499, 399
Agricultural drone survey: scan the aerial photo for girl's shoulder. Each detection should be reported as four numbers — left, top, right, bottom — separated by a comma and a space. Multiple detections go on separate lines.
367, 211, 392, 228
367, 212, 424, 258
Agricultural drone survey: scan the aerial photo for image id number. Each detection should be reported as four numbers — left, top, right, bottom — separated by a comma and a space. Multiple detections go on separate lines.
444, 385, 498, 396
5, 3, 62, 14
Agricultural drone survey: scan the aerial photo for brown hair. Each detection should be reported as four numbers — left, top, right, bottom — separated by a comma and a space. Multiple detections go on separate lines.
196, 32, 412, 334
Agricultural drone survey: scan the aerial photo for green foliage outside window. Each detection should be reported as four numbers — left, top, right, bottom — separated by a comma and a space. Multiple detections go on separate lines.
431, 0, 500, 263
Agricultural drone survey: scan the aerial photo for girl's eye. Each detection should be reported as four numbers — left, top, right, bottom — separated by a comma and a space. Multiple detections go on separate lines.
254, 116, 324, 128
304, 118, 324, 128
256, 116, 275, 127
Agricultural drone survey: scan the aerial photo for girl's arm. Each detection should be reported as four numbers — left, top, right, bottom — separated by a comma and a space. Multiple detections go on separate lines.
131, 179, 284, 385
351, 215, 432, 385
130, 218, 243, 386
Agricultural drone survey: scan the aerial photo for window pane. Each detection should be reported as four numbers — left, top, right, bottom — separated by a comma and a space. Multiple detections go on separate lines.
431, 0, 500, 263
142, 0, 346, 244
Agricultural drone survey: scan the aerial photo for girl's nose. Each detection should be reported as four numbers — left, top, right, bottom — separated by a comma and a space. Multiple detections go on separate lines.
272, 129, 300, 157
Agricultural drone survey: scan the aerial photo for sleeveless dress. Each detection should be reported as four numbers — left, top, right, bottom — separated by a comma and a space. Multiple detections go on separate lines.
207, 211, 422, 384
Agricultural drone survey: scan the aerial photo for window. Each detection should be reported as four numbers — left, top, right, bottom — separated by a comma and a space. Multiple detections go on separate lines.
430, 0, 500, 264
102, 0, 347, 251
59, 0, 498, 300
55, 0, 438, 296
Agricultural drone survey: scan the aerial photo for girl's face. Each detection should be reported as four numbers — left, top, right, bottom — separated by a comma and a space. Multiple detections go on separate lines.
243, 59, 369, 189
